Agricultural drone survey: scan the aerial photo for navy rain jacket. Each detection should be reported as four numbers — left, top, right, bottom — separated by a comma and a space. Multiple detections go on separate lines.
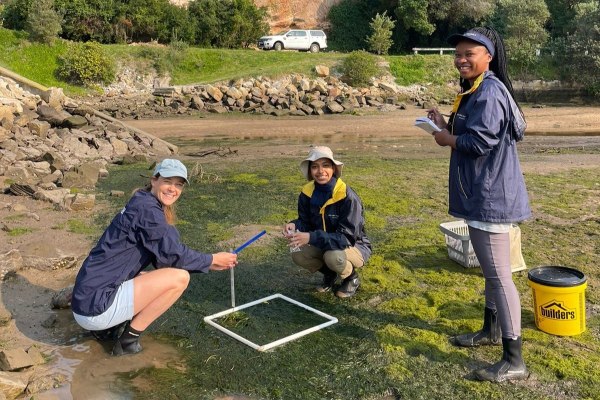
291, 178, 372, 263
72, 190, 213, 316
448, 71, 531, 223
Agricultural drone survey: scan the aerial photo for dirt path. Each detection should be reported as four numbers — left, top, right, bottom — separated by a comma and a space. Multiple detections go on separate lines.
1, 106, 599, 399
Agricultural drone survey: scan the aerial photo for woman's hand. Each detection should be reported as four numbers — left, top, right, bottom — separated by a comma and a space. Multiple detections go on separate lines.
283, 223, 296, 238
427, 108, 448, 130
433, 129, 457, 149
209, 252, 238, 271
289, 231, 310, 249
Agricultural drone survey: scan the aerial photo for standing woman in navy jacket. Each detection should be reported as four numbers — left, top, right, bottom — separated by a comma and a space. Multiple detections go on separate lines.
428, 27, 531, 382
72, 159, 238, 356
283, 146, 372, 298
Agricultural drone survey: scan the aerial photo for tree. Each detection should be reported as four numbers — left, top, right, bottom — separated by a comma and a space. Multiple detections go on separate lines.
367, 11, 396, 55
219, 0, 269, 48
544, 0, 588, 38
188, 0, 268, 48
2, 0, 35, 31
54, 0, 118, 43
25, 0, 62, 44
493, 0, 550, 77
564, 2, 600, 95
328, 0, 381, 52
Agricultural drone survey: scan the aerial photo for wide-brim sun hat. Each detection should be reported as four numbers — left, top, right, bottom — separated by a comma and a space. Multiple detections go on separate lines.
299, 146, 343, 180
153, 158, 189, 184
447, 29, 495, 57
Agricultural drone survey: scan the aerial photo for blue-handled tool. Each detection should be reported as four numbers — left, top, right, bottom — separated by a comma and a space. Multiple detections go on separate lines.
233, 230, 267, 254
230, 230, 266, 308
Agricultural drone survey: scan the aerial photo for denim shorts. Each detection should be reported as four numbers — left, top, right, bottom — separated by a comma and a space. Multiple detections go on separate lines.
73, 279, 135, 331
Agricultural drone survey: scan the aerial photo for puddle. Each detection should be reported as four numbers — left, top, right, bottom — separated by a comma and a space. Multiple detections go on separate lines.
36, 336, 184, 399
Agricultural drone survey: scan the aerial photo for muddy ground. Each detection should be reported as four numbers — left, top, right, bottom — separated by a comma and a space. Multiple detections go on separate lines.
0, 105, 599, 399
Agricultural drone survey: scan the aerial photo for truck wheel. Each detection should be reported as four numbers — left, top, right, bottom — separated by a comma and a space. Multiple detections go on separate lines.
309, 43, 320, 53
274, 42, 283, 51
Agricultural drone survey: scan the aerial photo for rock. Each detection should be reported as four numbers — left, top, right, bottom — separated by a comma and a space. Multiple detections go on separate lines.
69, 193, 95, 211
153, 76, 171, 88
226, 87, 243, 99
326, 101, 345, 113
51, 285, 73, 309
41, 87, 66, 109
0, 307, 12, 326
62, 115, 88, 129
207, 105, 228, 114
0, 371, 27, 399
33, 188, 71, 205
110, 137, 129, 156
25, 347, 45, 366
110, 190, 125, 197
314, 65, 330, 77
206, 85, 223, 102
0, 250, 23, 280
26, 371, 68, 396
36, 105, 69, 126
150, 138, 172, 155
190, 96, 204, 110
0, 349, 34, 371
26, 120, 51, 137
378, 82, 399, 93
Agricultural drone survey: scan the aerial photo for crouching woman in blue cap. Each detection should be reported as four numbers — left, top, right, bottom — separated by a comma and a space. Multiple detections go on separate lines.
283, 146, 371, 298
72, 159, 238, 356
427, 27, 531, 382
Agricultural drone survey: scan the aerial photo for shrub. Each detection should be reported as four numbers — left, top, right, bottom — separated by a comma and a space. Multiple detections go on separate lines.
56, 41, 116, 86
340, 50, 381, 87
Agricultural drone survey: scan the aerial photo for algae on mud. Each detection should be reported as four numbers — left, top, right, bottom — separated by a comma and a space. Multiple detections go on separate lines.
93, 138, 599, 400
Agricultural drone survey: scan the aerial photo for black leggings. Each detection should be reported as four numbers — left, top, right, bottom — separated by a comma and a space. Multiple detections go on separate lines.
469, 226, 521, 338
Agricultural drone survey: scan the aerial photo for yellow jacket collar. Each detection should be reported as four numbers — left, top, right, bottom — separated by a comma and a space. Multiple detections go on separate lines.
302, 178, 346, 202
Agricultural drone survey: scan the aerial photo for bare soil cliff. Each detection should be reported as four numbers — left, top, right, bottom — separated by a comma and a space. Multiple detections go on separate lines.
254, 0, 342, 31
169, 0, 341, 31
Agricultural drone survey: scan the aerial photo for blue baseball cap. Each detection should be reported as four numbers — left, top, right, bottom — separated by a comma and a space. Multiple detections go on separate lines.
447, 30, 495, 57
153, 159, 189, 184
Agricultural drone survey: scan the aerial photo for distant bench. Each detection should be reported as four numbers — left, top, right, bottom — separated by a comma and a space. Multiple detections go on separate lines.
412, 47, 455, 55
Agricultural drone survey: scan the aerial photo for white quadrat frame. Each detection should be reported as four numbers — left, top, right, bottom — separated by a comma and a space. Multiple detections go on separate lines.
204, 293, 338, 352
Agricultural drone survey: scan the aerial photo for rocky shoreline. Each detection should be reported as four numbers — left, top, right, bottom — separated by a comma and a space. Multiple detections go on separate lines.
86, 65, 440, 120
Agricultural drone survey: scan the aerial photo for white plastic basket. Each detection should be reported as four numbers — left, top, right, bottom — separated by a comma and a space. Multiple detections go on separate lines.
439, 220, 527, 272
439, 220, 480, 268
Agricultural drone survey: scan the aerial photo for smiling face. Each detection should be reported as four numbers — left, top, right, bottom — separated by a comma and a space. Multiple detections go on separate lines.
150, 176, 185, 206
454, 40, 492, 84
310, 158, 335, 185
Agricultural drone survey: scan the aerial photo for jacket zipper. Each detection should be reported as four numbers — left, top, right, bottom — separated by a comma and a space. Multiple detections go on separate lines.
451, 108, 469, 199
457, 166, 469, 198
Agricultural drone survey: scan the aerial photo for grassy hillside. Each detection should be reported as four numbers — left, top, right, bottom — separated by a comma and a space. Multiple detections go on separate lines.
0, 27, 457, 95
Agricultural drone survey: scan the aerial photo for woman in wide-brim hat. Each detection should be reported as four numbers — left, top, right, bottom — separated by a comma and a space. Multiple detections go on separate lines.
283, 146, 372, 298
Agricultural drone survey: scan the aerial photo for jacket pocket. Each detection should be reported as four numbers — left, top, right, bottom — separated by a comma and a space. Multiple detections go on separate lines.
457, 165, 471, 199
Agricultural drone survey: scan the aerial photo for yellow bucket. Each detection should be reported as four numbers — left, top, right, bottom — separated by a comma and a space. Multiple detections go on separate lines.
528, 266, 587, 336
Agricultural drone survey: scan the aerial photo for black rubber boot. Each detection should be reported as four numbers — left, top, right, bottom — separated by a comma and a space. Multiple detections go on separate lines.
452, 307, 501, 347
91, 320, 128, 342
111, 322, 143, 356
474, 337, 529, 382
316, 266, 337, 293
335, 268, 360, 298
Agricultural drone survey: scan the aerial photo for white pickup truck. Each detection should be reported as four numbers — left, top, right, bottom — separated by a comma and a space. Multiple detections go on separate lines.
257, 29, 328, 53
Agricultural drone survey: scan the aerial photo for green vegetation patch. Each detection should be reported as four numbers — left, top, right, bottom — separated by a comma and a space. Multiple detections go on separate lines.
6, 227, 33, 236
